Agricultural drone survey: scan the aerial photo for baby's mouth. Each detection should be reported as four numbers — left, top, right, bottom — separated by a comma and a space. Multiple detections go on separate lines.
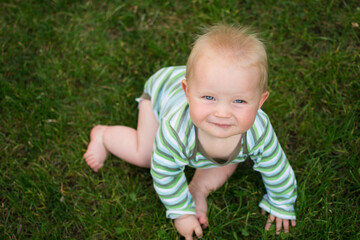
212, 122, 232, 128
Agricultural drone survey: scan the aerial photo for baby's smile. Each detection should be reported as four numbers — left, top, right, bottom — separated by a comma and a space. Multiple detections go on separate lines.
210, 121, 233, 128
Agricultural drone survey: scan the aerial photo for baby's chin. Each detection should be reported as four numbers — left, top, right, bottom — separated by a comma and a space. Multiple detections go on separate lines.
203, 128, 243, 139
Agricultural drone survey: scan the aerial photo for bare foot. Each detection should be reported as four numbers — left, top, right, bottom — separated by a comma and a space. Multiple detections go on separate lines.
189, 184, 209, 229
84, 125, 108, 172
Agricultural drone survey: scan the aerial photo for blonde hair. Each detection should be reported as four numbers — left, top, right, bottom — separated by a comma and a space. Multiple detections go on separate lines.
186, 24, 268, 92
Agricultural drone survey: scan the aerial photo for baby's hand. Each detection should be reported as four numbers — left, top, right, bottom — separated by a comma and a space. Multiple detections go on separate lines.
174, 214, 203, 240
261, 209, 296, 235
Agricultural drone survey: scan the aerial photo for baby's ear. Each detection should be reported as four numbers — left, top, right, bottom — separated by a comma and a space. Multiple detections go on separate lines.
258, 91, 269, 109
181, 79, 189, 98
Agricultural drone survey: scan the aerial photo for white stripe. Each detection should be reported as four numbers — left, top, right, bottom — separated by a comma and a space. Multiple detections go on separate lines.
167, 210, 196, 219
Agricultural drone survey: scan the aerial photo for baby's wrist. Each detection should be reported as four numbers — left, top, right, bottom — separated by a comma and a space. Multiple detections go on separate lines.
175, 214, 196, 221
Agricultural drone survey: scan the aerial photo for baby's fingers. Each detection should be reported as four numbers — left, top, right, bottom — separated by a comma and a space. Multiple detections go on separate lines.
194, 225, 203, 239
184, 228, 202, 240
265, 214, 275, 231
282, 219, 289, 234
276, 217, 283, 235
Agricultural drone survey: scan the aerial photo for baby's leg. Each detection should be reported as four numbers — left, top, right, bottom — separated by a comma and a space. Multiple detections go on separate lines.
84, 100, 158, 171
188, 163, 239, 228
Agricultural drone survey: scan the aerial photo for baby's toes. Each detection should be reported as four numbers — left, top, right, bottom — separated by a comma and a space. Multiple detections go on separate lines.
197, 215, 208, 229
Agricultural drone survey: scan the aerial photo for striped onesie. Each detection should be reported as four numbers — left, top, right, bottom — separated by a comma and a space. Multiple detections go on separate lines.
144, 66, 297, 220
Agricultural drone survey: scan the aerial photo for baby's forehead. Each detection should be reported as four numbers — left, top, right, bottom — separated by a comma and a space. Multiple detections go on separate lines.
191, 55, 262, 88
194, 51, 259, 73
197, 44, 255, 67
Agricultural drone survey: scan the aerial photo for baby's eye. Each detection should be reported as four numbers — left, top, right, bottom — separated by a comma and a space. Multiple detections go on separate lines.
234, 99, 245, 103
203, 96, 215, 101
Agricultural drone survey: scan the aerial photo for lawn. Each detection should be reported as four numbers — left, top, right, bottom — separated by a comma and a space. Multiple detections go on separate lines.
1, 0, 359, 239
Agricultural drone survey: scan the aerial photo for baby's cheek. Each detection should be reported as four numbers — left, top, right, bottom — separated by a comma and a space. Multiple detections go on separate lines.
240, 112, 256, 129
189, 106, 205, 125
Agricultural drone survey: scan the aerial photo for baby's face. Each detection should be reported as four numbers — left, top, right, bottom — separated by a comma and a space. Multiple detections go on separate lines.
182, 51, 269, 139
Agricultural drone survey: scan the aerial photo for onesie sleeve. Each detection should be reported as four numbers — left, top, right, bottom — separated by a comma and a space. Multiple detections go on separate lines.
150, 120, 196, 219
249, 116, 297, 220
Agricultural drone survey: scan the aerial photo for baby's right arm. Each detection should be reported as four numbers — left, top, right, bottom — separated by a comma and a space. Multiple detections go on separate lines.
174, 215, 203, 240
150, 122, 197, 218
151, 121, 200, 238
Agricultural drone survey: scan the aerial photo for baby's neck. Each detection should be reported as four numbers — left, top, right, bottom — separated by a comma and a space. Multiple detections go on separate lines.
197, 130, 242, 160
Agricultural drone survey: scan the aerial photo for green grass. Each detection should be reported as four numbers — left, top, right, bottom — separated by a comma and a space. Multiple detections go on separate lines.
1, 0, 359, 239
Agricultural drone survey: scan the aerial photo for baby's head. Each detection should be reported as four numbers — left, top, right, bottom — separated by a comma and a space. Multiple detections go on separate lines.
186, 24, 268, 93
182, 24, 270, 138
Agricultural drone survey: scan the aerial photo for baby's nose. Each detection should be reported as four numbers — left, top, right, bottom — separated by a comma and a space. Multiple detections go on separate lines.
214, 104, 231, 118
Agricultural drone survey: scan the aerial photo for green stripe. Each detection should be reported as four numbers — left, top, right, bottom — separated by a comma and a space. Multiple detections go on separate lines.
261, 144, 281, 163
264, 133, 276, 153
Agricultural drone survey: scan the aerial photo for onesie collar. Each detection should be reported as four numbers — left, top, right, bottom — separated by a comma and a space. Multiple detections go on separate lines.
189, 127, 247, 166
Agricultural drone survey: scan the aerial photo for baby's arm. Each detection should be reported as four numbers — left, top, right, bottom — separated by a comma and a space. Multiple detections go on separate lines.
151, 121, 239, 238
151, 122, 202, 237
251, 119, 297, 234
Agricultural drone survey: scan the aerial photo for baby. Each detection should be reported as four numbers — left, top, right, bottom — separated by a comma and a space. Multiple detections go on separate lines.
84, 24, 297, 239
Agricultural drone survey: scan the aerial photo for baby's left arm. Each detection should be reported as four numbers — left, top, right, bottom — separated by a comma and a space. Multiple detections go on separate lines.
251, 119, 297, 233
